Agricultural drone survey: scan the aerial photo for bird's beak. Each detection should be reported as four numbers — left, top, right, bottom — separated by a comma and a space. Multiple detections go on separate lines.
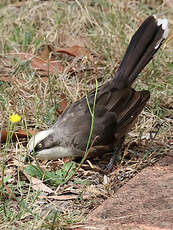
25, 149, 33, 163
24, 155, 31, 163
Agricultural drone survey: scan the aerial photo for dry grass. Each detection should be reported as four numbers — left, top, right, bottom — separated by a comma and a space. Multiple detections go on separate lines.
0, 0, 173, 229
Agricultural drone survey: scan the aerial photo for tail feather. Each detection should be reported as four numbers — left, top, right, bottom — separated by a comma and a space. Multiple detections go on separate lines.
113, 16, 168, 89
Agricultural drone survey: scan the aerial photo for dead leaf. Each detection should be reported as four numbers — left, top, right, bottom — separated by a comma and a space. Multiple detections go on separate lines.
0, 128, 36, 143
3, 183, 17, 201
7, 45, 90, 78
39, 45, 54, 60
40, 76, 48, 82
14, 129, 36, 139
9, 53, 65, 76
31, 58, 65, 75
63, 157, 75, 162
23, 171, 54, 194
55, 45, 89, 57
38, 194, 78, 200
6, 45, 90, 78
13, 129, 30, 140
0, 129, 7, 143
56, 94, 68, 114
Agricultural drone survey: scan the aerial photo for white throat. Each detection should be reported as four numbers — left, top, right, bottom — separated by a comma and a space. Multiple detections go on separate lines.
36, 146, 74, 160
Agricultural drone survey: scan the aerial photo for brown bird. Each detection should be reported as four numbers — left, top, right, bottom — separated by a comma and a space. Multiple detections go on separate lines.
27, 16, 168, 167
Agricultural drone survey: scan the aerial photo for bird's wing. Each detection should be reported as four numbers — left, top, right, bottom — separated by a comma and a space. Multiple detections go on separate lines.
53, 88, 149, 153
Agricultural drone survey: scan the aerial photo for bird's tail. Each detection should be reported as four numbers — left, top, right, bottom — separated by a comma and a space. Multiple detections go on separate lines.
113, 16, 168, 89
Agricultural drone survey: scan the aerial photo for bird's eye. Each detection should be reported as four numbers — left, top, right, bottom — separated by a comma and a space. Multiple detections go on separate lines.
37, 143, 43, 150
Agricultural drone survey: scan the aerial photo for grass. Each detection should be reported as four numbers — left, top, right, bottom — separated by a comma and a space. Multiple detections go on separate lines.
0, 0, 173, 229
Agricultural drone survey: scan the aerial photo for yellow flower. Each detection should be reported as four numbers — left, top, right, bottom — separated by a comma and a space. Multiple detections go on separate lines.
10, 114, 21, 123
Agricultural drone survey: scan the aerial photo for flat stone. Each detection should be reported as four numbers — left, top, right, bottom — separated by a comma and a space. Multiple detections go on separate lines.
74, 155, 173, 230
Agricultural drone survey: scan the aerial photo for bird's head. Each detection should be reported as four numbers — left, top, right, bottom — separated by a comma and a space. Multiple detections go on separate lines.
27, 129, 54, 161
26, 128, 74, 161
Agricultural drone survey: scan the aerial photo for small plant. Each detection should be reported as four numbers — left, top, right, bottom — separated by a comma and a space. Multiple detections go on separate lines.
24, 161, 76, 186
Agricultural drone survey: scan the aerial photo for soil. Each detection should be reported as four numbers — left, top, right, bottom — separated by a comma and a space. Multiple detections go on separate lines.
73, 155, 173, 230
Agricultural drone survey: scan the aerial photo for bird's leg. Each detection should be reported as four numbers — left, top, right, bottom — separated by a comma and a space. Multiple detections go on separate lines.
105, 136, 125, 171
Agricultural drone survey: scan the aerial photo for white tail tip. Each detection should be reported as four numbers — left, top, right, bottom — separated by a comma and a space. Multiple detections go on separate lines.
154, 17, 168, 49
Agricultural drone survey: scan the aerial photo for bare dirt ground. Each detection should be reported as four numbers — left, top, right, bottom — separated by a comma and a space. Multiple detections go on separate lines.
81, 155, 173, 230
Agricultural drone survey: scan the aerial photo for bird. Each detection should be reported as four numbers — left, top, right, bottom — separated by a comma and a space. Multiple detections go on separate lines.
27, 16, 168, 167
